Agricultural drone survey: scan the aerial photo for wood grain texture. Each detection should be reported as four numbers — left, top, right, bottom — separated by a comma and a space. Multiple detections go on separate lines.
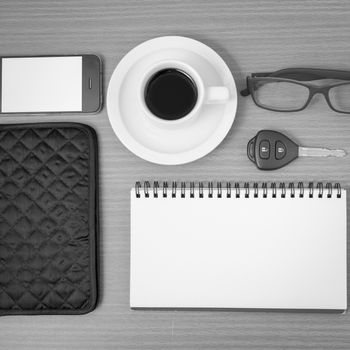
1, 0, 350, 349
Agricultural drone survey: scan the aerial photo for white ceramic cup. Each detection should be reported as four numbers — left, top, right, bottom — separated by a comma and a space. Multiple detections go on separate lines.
139, 60, 230, 125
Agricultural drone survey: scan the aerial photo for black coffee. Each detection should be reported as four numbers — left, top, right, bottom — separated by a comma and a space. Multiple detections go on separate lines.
145, 69, 198, 121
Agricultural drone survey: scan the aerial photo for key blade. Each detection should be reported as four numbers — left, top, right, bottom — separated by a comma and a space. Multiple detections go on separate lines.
299, 146, 347, 158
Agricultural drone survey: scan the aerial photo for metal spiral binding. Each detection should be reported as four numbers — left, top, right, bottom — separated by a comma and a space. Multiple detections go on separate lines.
208, 182, 213, 198
280, 182, 286, 198
181, 182, 186, 198
134, 182, 342, 199
217, 182, 222, 198
271, 182, 277, 198
135, 181, 141, 198
326, 182, 332, 198
253, 183, 259, 198
234, 182, 240, 198
335, 183, 342, 198
153, 181, 159, 198
298, 182, 304, 198
289, 183, 295, 198
190, 182, 195, 198
172, 182, 177, 198
308, 182, 314, 198
262, 183, 268, 198
226, 182, 231, 198
244, 182, 249, 198
144, 181, 150, 198
317, 182, 323, 198
163, 182, 168, 197
199, 182, 204, 198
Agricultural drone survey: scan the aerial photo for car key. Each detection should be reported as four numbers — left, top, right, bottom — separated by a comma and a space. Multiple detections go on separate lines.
247, 130, 346, 170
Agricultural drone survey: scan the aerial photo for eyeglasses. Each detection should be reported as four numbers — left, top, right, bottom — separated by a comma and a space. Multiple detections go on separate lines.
241, 68, 350, 114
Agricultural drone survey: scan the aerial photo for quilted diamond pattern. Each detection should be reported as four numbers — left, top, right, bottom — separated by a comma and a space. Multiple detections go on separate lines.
0, 124, 98, 315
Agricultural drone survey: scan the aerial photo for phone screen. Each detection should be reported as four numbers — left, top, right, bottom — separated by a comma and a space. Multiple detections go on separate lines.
1, 56, 83, 113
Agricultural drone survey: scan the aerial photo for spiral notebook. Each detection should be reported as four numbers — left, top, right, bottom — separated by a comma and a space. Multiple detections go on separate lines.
130, 182, 347, 311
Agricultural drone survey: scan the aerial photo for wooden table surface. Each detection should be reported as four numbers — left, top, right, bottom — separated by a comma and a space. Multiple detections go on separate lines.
1, 0, 350, 349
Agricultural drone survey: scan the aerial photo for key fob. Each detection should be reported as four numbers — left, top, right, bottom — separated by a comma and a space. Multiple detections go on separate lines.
247, 130, 299, 170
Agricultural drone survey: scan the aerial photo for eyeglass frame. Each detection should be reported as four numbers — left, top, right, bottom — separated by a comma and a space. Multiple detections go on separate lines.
240, 68, 350, 114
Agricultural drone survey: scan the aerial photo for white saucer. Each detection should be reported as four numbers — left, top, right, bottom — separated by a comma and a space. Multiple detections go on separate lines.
107, 36, 237, 165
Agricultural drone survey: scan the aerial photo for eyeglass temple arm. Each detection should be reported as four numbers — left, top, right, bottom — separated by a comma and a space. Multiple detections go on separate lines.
240, 73, 275, 96
240, 68, 350, 96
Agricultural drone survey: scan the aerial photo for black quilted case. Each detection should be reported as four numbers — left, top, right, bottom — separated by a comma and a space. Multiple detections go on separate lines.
0, 123, 98, 315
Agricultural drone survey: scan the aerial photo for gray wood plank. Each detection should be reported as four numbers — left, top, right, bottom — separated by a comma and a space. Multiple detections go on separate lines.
1, 0, 350, 349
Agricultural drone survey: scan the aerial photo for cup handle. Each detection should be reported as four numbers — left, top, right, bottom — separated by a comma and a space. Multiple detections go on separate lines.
204, 86, 230, 104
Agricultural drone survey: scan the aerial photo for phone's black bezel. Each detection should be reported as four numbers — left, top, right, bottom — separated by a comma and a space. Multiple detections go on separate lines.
0, 54, 102, 114
82, 54, 103, 113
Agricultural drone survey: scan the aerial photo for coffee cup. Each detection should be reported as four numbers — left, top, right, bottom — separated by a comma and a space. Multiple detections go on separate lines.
139, 60, 230, 125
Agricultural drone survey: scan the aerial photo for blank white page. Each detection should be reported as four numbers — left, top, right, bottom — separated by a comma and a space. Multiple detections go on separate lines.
1, 57, 82, 113
130, 187, 347, 310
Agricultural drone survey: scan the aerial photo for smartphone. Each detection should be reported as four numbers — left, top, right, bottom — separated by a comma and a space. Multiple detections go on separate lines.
0, 54, 102, 114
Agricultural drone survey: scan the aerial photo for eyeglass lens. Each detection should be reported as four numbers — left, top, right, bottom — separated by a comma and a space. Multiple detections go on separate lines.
328, 83, 350, 113
252, 79, 309, 111
252, 78, 350, 113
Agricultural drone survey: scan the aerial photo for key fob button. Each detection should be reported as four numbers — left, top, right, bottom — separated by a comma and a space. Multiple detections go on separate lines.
275, 141, 286, 160
259, 140, 270, 159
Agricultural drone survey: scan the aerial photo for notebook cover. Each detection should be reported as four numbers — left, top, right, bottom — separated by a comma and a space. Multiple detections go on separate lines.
0, 123, 99, 315
130, 182, 347, 311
